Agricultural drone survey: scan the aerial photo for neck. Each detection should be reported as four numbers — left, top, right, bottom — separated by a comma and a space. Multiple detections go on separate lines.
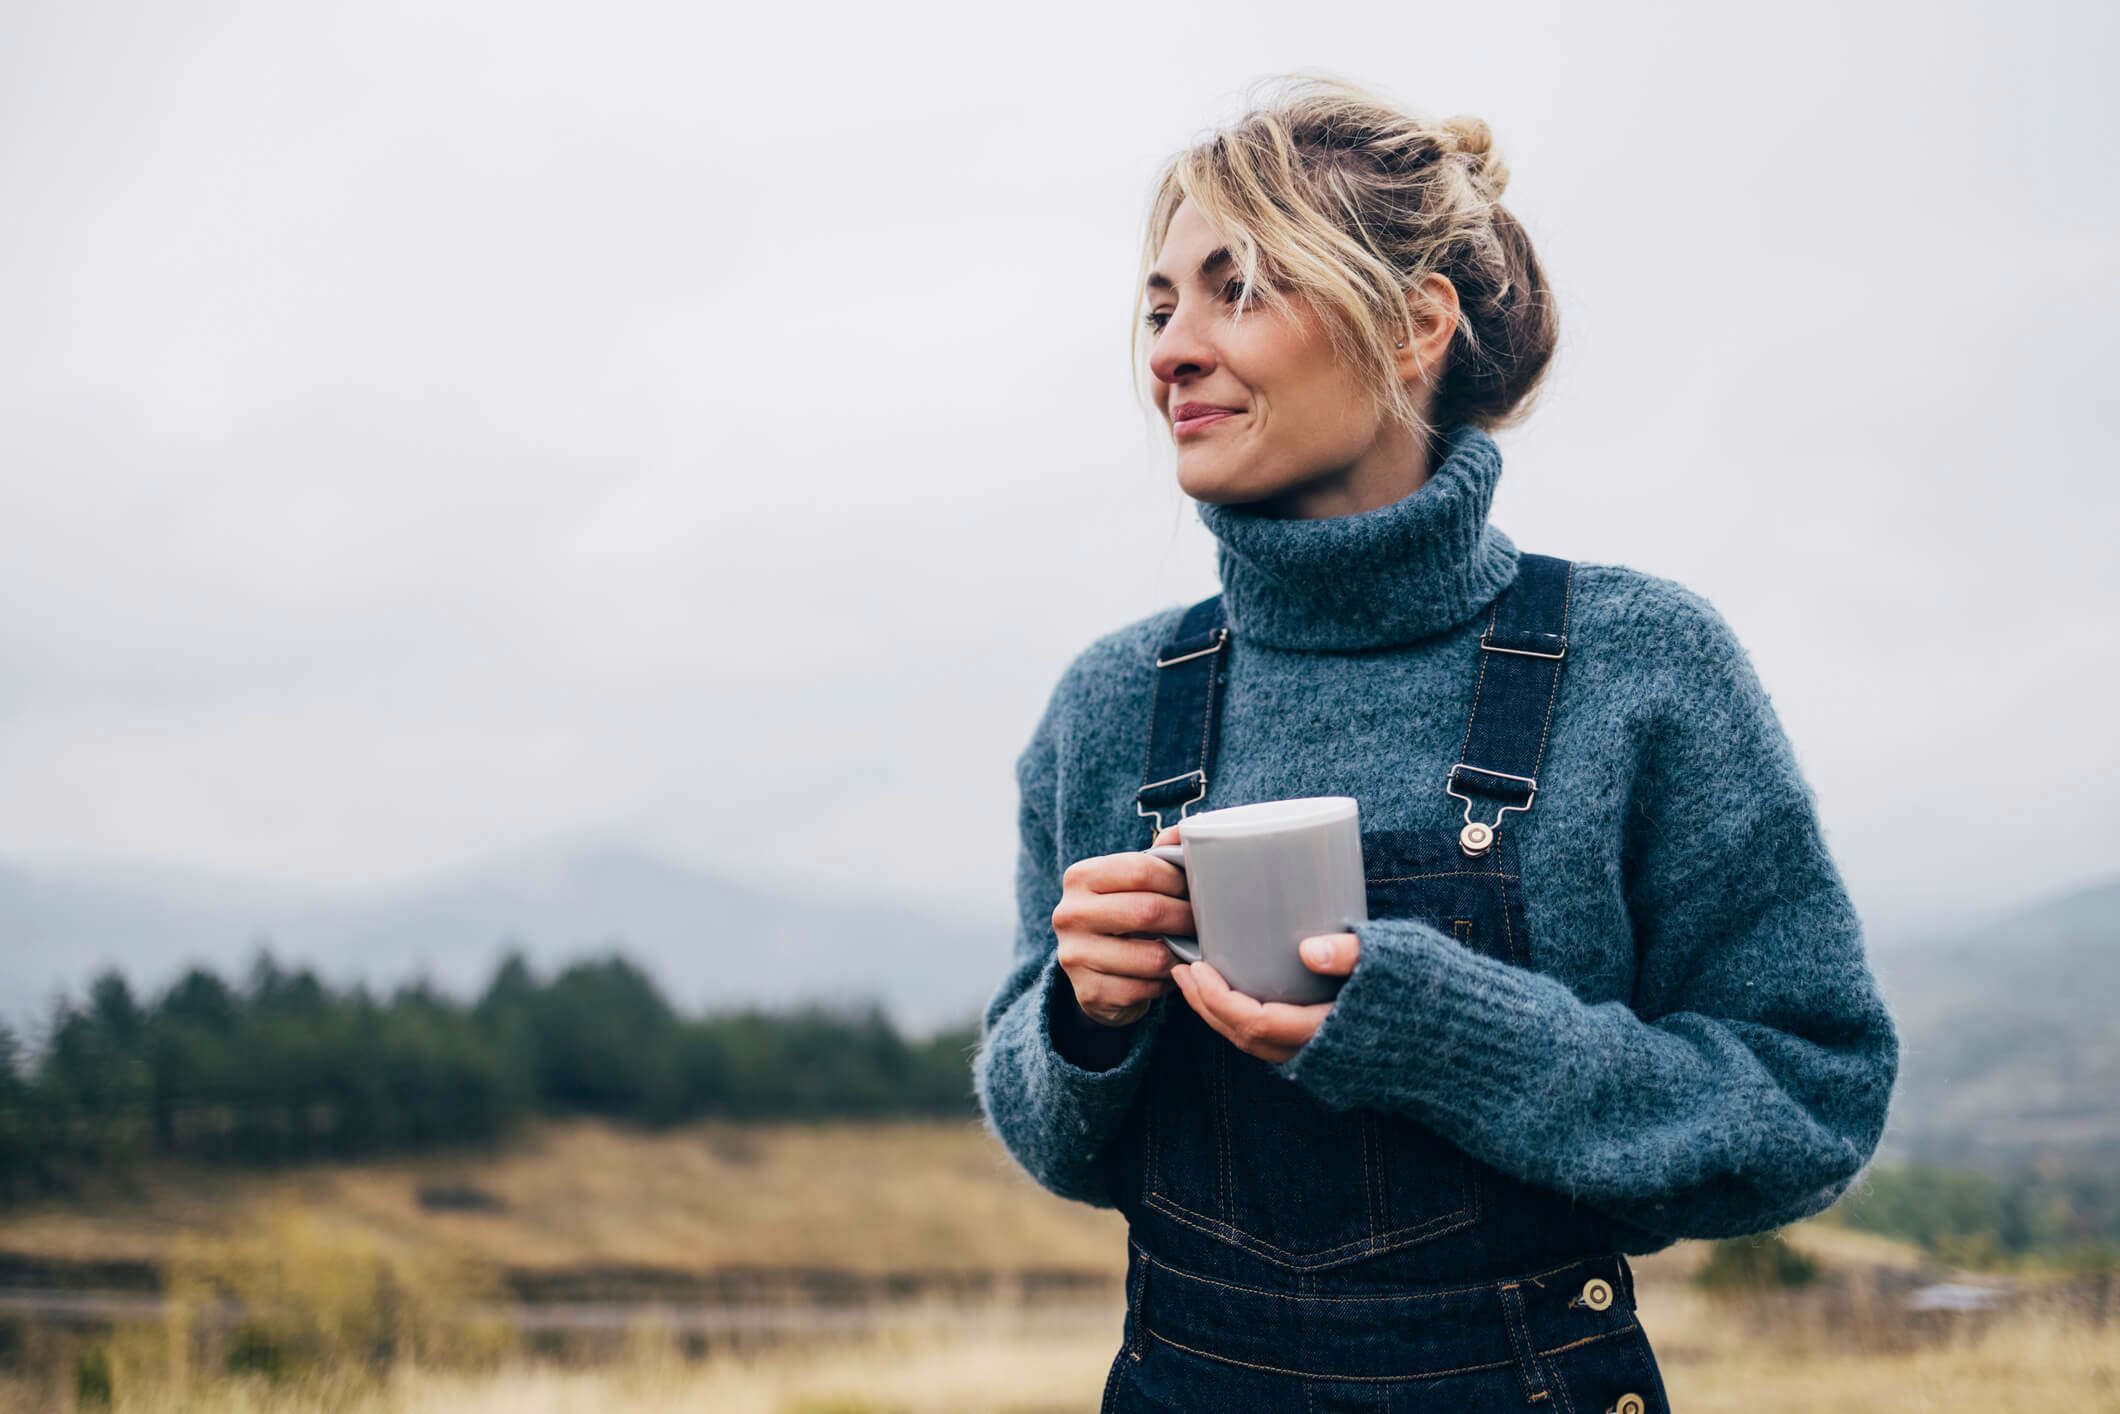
1195, 421, 1520, 653
1247, 422, 1445, 521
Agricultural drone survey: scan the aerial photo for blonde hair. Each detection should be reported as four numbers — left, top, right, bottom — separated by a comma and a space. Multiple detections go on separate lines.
1133, 72, 1558, 443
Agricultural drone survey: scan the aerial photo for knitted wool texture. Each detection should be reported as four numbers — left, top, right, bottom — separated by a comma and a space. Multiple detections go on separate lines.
971, 421, 1901, 1250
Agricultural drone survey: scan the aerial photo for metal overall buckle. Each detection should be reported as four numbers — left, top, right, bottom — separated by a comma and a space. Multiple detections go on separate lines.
1445, 762, 1538, 858
1137, 770, 1207, 845
1137, 625, 1227, 844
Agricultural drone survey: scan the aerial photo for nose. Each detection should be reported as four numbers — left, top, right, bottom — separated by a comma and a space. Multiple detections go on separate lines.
1148, 301, 1216, 390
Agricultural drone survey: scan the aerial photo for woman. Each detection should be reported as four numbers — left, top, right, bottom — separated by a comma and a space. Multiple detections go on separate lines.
973, 74, 1898, 1413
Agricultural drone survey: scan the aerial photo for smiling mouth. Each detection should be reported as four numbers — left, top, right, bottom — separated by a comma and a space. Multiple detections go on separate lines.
1174, 410, 1242, 436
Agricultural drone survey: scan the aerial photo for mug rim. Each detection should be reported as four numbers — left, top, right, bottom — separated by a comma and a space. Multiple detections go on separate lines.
1180, 795, 1358, 840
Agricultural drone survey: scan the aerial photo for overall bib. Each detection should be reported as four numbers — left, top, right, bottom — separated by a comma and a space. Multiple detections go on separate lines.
1101, 554, 1674, 1414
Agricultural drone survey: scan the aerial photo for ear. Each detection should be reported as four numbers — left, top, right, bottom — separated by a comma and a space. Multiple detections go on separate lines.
1394, 272, 1461, 391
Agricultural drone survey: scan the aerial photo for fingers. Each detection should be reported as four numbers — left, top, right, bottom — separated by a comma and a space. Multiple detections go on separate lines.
1051, 843, 1198, 1031
1052, 888, 1194, 948
1298, 932, 1360, 977
1082, 997, 1152, 1028
1173, 965, 1297, 1062
1061, 849, 1190, 900
1055, 932, 1181, 982
1069, 972, 1170, 1027
1170, 961, 1331, 1064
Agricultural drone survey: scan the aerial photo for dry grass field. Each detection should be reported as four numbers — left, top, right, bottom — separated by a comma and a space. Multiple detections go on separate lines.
5, 1296, 2115, 1413
0, 1120, 2113, 1412
0, 1119, 1128, 1277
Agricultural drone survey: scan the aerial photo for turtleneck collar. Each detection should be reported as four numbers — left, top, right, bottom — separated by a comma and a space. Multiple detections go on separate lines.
1194, 420, 1521, 653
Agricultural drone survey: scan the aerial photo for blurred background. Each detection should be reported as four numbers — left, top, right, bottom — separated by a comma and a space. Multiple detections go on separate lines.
1, 0, 2114, 1410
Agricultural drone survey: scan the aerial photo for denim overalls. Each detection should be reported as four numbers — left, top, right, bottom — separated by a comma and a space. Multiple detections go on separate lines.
1100, 554, 1674, 1414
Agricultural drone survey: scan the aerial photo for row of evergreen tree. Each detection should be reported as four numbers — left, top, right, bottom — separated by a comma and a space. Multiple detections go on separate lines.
0, 952, 980, 1197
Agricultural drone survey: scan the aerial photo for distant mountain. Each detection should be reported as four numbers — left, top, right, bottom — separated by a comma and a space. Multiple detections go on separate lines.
0, 845, 1007, 1035
1869, 875, 2120, 1171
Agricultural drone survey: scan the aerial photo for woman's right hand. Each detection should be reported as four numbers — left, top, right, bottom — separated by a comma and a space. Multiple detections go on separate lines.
1051, 823, 1194, 1028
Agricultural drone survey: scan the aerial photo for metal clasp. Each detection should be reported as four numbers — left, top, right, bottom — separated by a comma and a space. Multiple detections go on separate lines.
1155, 628, 1229, 668
1137, 770, 1207, 844
1478, 631, 1566, 660
1445, 762, 1538, 857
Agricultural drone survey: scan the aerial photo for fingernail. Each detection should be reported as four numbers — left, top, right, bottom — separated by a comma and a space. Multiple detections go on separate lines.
1300, 936, 1334, 966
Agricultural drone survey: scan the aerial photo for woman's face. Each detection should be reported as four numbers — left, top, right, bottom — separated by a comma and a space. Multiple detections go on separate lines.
1145, 198, 1436, 518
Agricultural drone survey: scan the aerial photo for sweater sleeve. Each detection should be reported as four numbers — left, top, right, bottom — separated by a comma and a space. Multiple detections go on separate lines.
1277, 589, 1901, 1243
971, 671, 1169, 1209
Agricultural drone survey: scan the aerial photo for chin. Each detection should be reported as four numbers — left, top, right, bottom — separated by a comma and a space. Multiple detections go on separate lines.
1176, 460, 1293, 508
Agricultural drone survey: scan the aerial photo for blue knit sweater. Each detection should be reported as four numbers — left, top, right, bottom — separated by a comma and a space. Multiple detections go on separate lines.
971, 421, 1900, 1250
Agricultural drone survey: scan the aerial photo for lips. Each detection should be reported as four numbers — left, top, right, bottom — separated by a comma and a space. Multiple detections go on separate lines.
1172, 402, 1245, 436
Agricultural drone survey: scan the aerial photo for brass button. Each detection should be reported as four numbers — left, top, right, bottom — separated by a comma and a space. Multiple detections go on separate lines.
1579, 1276, 1614, 1311
1609, 1395, 1646, 1414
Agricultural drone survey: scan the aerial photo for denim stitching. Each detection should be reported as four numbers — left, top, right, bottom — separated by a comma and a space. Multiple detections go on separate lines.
1195, 636, 1220, 807
1457, 601, 1499, 767
1363, 1112, 1383, 1246
1138, 641, 1166, 826
1143, 1328, 1513, 1383
1498, 1282, 1550, 1404
1369, 871, 1520, 883
1215, 1044, 1232, 1226
1125, 1249, 1150, 1360
1140, 1188, 1478, 1268
1138, 1324, 1637, 1385
1541, 1349, 1577, 1414
1147, 1066, 1163, 1201
1528, 561, 1574, 782
1100, 1345, 1126, 1414
1137, 1247, 1620, 1304
1496, 848, 1524, 969
1537, 1327, 1633, 1359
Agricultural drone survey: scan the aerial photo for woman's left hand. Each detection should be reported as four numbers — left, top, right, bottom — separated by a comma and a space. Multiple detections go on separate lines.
1170, 932, 1359, 1064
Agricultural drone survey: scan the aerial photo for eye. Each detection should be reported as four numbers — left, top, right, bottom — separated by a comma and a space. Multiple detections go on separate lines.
1142, 279, 1253, 335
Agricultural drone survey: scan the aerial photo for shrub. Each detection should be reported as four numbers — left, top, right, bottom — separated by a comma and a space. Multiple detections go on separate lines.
74, 1344, 114, 1407
162, 1206, 515, 1383
1694, 1230, 1821, 1294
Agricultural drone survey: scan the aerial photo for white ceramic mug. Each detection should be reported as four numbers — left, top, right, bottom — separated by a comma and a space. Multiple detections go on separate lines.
1145, 796, 1367, 1005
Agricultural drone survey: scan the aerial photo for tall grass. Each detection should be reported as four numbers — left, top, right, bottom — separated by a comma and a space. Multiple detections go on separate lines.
7, 1299, 2116, 1414
22, 1208, 518, 1411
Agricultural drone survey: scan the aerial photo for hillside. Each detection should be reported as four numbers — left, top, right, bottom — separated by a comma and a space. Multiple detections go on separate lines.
0, 1119, 1127, 1283
1870, 875, 2120, 1170
0, 844, 1002, 1034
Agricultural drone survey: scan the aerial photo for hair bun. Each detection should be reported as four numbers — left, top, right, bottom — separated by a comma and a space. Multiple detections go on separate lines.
1441, 114, 1509, 198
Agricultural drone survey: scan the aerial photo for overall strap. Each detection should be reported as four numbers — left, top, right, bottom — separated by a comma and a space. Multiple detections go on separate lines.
1135, 595, 1231, 845
1446, 552, 1575, 858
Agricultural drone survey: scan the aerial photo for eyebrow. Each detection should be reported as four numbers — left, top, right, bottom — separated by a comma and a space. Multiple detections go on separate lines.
1144, 245, 1233, 295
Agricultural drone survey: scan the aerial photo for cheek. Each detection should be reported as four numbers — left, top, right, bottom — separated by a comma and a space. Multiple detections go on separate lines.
1229, 326, 1334, 424
1279, 363, 1376, 442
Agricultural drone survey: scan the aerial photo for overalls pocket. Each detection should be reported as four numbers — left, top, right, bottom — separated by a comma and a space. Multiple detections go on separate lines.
1142, 827, 1523, 1270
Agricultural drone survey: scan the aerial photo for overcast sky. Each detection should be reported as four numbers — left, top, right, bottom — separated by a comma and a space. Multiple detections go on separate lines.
1, 0, 2114, 940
